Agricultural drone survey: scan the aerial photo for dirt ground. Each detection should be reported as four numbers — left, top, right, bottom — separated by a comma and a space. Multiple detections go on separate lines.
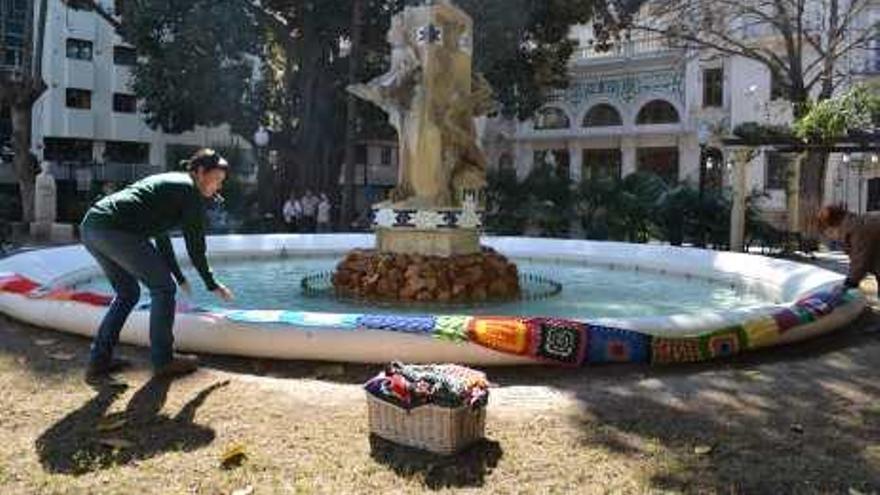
0, 305, 878, 494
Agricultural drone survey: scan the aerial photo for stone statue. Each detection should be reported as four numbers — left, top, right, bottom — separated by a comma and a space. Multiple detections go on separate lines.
34, 161, 57, 224
348, 0, 494, 208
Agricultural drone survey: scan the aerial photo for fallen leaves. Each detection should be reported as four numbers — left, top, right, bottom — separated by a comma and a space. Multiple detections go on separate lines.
97, 437, 134, 450
220, 444, 248, 470
693, 444, 714, 455
96, 417, 127, 432
47, 352, 76, 361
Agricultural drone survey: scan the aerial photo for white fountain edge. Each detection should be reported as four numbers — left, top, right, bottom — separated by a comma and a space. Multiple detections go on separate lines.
0, 234, 866, 365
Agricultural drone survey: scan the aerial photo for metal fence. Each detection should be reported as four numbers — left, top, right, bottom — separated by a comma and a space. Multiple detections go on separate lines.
47, 161, 163, 184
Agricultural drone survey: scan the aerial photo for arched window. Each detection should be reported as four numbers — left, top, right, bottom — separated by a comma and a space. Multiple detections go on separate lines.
582, 104, 622, 127
534, 107, 571, 130
636, 100, 680, 124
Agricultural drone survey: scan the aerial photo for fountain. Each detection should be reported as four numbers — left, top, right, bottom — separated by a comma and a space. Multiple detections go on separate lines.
0, 0, 866, 367
334, 0, 521, 304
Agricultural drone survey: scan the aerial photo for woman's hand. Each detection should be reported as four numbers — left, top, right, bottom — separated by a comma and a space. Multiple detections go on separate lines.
178, 280, 192, 297
828, 283, 847, 305
213, 283, 235, 302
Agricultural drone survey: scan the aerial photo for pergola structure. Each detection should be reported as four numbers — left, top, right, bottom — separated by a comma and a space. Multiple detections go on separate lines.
721, 134, 880, 252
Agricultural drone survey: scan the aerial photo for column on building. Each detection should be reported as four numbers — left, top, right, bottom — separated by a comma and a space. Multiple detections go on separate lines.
568, 142, 583, 184
514, 140, 533, 181
727, 147, 752, 252
621, 136, 637, 177
92, 141, 106, 164
150, 142, 166, 171
678, 133, 700, 186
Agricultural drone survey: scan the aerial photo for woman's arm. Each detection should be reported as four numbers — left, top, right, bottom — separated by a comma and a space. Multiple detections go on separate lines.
154, 234, 187, 286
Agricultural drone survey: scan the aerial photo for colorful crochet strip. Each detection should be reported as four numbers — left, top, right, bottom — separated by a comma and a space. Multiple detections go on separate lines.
0, 271, 861, 367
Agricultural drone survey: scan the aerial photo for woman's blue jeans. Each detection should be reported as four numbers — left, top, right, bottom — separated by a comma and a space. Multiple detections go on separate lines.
80, 226, 177, 368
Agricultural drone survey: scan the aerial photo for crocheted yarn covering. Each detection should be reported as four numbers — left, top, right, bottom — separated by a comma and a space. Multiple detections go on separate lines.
0, 272, 861, 367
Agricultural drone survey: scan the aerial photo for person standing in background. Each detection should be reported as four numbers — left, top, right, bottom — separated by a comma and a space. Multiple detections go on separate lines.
282, 192, 302, 232
300, 190, 319, 233
317, 193, 332, 233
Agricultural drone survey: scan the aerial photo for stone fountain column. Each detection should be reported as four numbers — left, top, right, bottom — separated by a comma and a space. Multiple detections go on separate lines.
348, 0, 489, 257
335, 0, 520, 303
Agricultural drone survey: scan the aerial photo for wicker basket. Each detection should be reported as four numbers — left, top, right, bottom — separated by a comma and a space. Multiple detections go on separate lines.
366, 393, 486, 455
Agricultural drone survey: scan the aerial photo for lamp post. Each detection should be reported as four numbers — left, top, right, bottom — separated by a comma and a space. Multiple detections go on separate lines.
253, 125, 271, 219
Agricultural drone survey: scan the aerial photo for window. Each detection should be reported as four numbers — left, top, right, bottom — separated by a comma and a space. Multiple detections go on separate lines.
2, 47, 21, 67
868, 39, 880, 74
112, 93, 137, 113
868, 178, 880, 212
534, 107, 570, 130
65, 38, 93, 61
582, 104, 622, 127
356, 145, 368, 165
637, 147, 679, 184
636, 100, 679, 124
765, 151, 791, 190
113, 46, 137, 66
534, 149, 570, 178
65, 88, 92, 109
43, 137, 93, 162
582, 149, 621, 181
702, 67, 723, 107
380, 146, 392, 166
105, 141, 149, 163
770, 72, 789, 100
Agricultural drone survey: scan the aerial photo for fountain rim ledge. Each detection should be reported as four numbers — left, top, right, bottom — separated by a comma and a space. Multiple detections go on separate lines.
0, 233, 865, 366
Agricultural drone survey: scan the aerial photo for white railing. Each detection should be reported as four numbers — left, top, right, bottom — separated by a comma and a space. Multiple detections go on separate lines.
46, 161, 162, 182
575, 36, 674, 61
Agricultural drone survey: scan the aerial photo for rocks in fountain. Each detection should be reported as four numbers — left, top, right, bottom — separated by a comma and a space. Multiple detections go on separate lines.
332, 247, 520, 303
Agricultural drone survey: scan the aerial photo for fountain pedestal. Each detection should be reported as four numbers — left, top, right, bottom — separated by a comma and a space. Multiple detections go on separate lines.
377, 229, 479, 257
333, 0, 522, 304
372, 201, 482, 257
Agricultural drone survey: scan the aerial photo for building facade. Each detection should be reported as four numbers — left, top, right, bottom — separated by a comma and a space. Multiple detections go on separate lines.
494, 2, 880, 227
23, 0, 253, 193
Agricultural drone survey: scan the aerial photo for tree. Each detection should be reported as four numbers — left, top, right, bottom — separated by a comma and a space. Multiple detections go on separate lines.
65, 0, 611, 220
0, 0, 48, 222
601, 0, 879, 237
794, 82, 880, 141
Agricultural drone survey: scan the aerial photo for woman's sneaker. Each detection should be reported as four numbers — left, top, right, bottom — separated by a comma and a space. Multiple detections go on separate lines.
85, 357, 132, 382
154, 354, 199, 377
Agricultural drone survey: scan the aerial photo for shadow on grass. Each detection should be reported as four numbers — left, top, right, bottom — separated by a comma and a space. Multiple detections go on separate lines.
35, 376, 229, 475
558, 313, 880, 492
368, 434, 503, 490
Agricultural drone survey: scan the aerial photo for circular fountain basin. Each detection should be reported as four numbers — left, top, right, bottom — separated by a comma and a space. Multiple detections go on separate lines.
0, 234, 865, 366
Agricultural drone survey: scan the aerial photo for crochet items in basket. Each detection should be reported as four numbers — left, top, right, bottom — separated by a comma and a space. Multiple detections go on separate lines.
364, 362, 489, 410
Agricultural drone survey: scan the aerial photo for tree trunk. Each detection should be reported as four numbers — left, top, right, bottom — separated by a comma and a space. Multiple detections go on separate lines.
797, 150, 828, 245
10, 100, 36, 222
342, 0, 365, 228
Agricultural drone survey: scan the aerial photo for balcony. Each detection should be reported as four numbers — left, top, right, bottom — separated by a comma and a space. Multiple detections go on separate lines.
573, 36, 677, 65
47, 161, 162, 182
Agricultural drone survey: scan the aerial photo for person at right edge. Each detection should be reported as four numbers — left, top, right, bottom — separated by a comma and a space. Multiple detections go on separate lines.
817, 204, 880, 305
80, 148, 235, 381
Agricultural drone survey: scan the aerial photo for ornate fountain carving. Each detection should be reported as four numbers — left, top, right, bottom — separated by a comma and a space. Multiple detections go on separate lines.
348, 0, 493, 210
335, 0, 521, 303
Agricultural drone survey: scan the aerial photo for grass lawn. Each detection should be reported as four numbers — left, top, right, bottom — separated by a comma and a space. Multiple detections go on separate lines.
0, 307, 878, 494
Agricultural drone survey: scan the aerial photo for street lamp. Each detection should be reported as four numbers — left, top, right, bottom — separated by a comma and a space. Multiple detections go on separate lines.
253, 126, 272, 220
